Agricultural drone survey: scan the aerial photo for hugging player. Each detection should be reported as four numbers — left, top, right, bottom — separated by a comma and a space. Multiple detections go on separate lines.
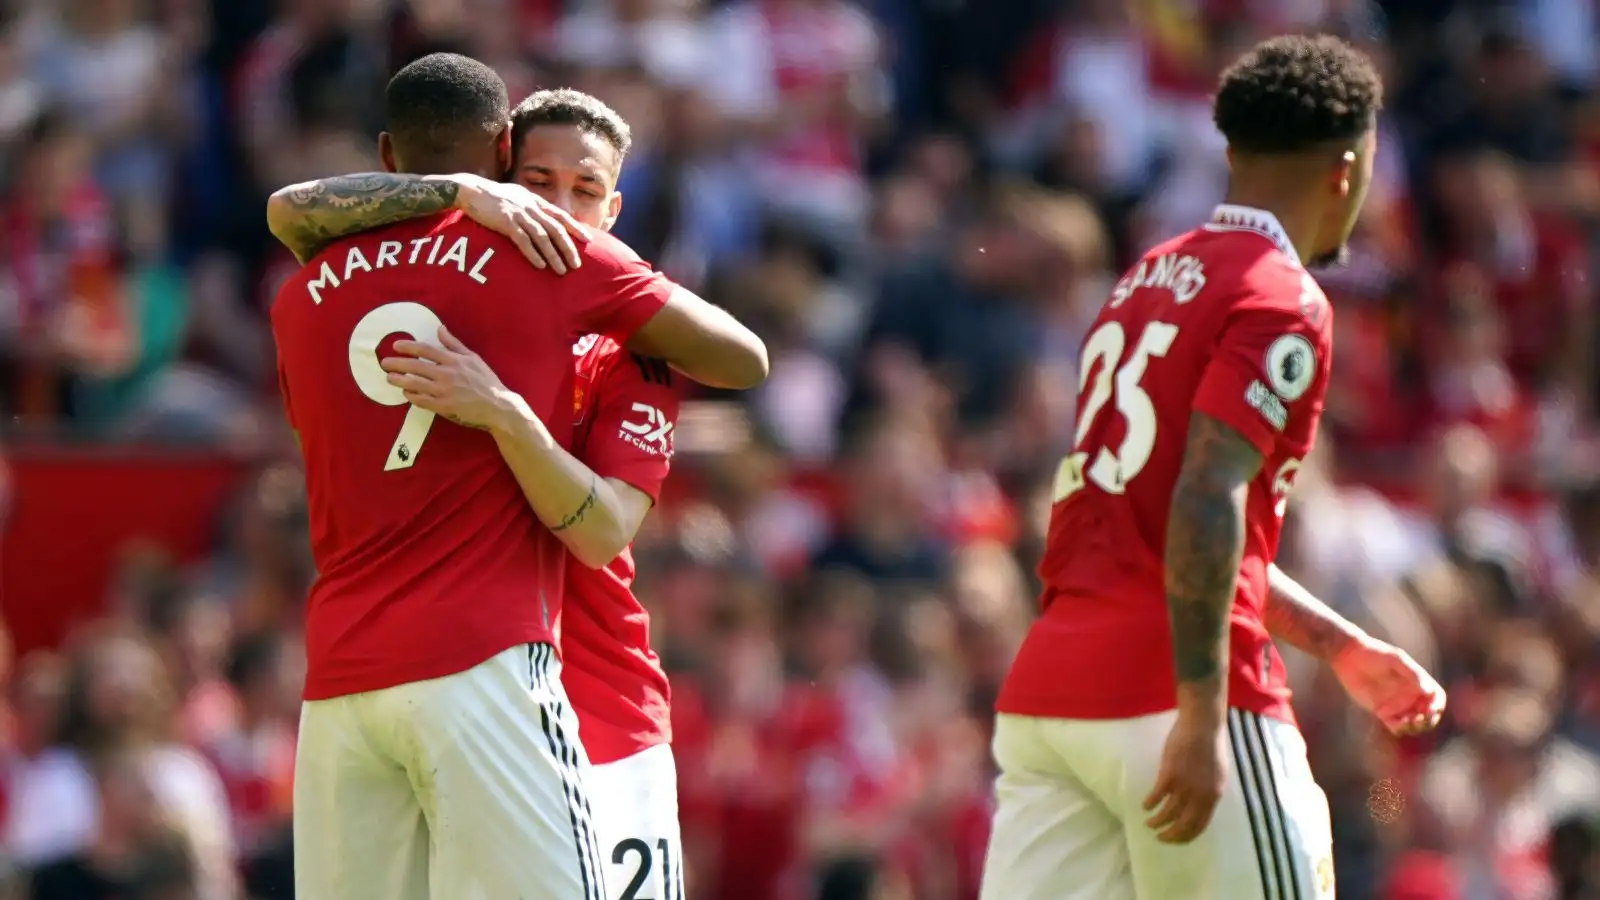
268, 84, 737, 900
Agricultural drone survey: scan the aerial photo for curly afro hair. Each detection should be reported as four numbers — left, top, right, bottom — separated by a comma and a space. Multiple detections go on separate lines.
1213, 34, 1382, 155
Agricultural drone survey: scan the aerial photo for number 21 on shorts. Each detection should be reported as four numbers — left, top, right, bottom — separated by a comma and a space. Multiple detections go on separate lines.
1053, 321, 1179, 501
349, 301, 445, 471
613, 837, 677, 900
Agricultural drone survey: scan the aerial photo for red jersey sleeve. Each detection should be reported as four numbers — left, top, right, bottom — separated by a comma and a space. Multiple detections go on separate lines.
1191, 275, 1331, 456
578, 348, 680, 503
565, 232, 675, 343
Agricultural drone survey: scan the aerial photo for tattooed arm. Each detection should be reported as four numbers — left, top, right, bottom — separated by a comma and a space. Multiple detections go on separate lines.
1264, 564, 1366, 661
1167, 417, 1367, 678
268, 172, 586, 269
265, 173, 462, 263
1164, 411, 1263, 715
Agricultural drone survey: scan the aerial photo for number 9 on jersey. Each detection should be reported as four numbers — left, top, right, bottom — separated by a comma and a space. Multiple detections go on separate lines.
349, 301, 445, 471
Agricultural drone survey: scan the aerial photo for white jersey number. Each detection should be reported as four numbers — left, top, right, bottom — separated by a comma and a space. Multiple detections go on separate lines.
1053, 321, 1180, 501
348, 301, 444, 471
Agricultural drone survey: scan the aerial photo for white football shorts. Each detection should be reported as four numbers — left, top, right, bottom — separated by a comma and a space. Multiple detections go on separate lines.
979, 708, 1335, 900
588, 743, 685, 900
293, 643, 608, 900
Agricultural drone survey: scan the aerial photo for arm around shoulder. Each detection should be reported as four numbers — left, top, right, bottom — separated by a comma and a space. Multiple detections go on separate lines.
264, 173, 467, 264
626, 285, 769, 390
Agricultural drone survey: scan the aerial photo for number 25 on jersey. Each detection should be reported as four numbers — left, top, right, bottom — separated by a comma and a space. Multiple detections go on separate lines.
349, 301, 445, 471
1053, 321, 1179, 502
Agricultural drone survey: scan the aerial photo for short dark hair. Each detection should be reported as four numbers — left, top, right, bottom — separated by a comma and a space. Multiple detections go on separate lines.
1213, 35, 1382, 155
384, 53, 509, 165
511, 88, 632, 164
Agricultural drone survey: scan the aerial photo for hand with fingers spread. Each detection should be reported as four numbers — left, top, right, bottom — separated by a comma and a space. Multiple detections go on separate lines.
381, 325, 527, 432
1142, 708, 1228, 845
1332, 636, 1448, 736
451, 174, 589, 274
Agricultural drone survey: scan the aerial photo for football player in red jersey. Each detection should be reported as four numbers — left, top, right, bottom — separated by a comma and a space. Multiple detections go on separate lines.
267, 89, 720, 900
492, 92, 688, 900
269, 57, 765, 900
980, 36, 1447, 900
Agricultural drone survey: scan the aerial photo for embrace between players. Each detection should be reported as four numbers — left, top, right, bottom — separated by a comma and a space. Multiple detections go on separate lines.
269, 35, 1445, 900
268, 55, 757, 900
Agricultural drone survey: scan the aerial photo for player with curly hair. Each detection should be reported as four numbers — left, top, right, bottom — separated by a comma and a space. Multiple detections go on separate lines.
979, 35, 1446, 900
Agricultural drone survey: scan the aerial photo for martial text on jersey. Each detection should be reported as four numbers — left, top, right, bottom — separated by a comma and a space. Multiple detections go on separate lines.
304, 235, 497, 304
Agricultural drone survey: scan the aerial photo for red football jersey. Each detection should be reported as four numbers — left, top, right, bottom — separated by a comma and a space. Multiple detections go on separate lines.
272, 213, 673, 700
998, 205, 1333, 725
561, 335, 679, 764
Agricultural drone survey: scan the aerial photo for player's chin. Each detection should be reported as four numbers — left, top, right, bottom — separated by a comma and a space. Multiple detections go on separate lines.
1307, 244, 1351, 270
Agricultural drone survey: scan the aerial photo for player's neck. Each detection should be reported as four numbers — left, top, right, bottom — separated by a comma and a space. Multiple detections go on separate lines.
1220, 183, 1321, 264
399, 155, 498, 180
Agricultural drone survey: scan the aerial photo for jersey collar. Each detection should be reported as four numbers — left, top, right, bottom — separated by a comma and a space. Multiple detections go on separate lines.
1206, 204, 1302, 267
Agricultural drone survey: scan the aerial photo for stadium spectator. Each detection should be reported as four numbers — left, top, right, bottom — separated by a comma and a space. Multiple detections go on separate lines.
5, 632, 232, 899
25, 747, 199, 900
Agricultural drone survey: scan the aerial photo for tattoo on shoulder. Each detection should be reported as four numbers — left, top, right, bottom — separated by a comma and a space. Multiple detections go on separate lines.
1163, 413, 1264, 685
276, 174, 460, 261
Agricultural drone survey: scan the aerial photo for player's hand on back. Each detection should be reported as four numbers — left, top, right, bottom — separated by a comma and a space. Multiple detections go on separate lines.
1143, 710, 1229, 844
452, 174, 588, 274
1331, 636, 1447, 736
382, 325, 529, 432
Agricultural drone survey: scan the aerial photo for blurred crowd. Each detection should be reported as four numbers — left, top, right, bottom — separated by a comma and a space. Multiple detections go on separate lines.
5, 0, 1600, 899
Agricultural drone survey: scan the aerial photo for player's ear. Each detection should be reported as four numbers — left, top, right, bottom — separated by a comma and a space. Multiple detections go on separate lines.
378, 133, 397, 174
602, 191, 622, 233
496, 123, 512, 179
1331, 149, 1356, 198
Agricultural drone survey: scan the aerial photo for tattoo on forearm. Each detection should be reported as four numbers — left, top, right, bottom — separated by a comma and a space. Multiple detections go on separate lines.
1164, 414, 1262, 685
552, 480, 598, 532
273, 174, 459, 261
443, 412, 489, 431
1264, 566, 1359, 661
